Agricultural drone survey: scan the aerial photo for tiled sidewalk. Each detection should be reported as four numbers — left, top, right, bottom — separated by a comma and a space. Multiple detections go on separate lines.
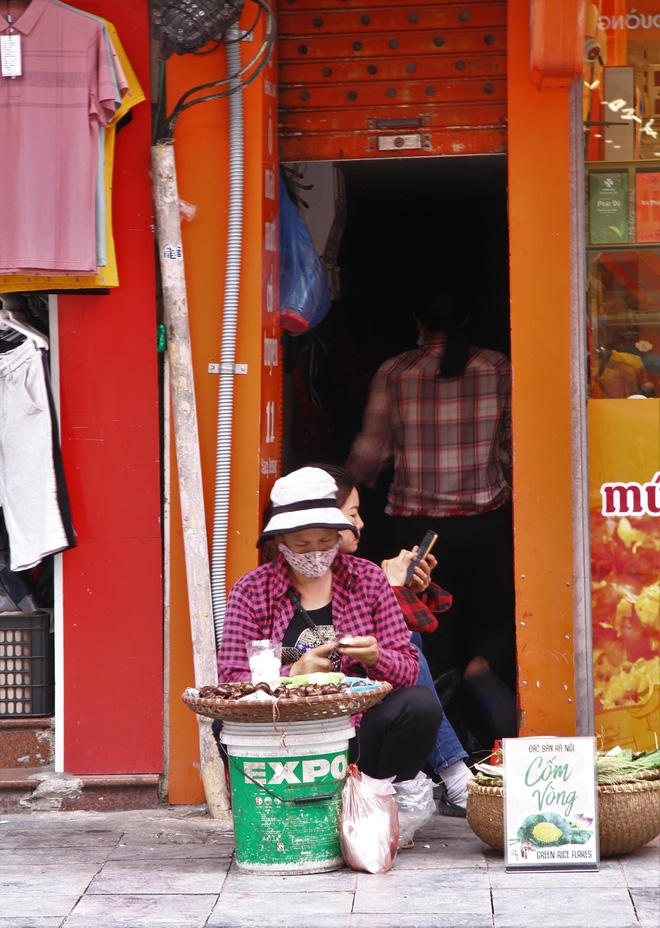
0, 807, 657, 928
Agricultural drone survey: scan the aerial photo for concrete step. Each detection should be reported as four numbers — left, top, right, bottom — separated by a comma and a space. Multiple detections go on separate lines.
0, 765, 161, 813
0, 717, 54, 767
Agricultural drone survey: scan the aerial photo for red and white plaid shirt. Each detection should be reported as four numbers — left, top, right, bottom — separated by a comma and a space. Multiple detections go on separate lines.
217, 552, 419, 690
348, 342, 512, 517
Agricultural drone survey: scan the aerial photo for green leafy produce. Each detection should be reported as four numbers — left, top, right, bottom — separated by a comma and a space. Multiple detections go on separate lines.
285, 672, 343, 688
597, 749, 660, 783
517, 813, 592, 847
307, 672, 342, 685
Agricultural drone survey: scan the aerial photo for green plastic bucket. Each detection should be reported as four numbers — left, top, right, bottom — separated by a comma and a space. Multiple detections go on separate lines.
220, 717, 355, 873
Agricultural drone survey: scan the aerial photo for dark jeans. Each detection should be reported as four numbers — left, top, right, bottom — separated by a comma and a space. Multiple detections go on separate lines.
348, 685, 442, 782
390, 503, 516, 690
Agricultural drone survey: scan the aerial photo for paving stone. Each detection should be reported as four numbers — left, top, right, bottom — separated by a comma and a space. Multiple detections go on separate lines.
116, 828, 227, 846
353, 868, 492, 915
0, 894, 79, 918
107, 841, 234, 860
394, 838, 489, 870
630, 887, 660, 928
486, 859, 628, 888
208, 911, 350, 928
0, 825, 121, 849
0, 848, 110, 867
0, 920, 64, 928
417, 816, 476, 841
0, 863, 99, 894
222, 865, 356, 892
491, 886, 640, 928
619, 847, 660, 888
64, 894, 217, 928
206, 891, 353, 927
86, 857, 230, 894
348, 917, 493, 928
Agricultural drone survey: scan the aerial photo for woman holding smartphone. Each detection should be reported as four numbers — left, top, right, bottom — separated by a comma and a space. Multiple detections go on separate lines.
217, 466, 442, 783
321, 464, 472, 813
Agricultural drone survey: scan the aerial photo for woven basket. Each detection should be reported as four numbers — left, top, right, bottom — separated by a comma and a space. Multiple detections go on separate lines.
182, 681, 392, 723
466, 772, 660, 857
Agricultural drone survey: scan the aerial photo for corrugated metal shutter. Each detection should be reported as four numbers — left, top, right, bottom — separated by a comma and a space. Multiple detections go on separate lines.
278, 0, 507, 162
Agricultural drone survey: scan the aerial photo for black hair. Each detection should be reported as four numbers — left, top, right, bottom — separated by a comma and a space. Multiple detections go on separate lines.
259, 502, 278, 564
308, 463, 357, 509
415, 289, 470, 378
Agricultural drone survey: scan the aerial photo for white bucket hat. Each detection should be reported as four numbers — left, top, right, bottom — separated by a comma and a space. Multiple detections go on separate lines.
257, 466, 358, 548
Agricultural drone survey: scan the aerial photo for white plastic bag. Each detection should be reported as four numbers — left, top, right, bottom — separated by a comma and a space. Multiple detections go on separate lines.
339, 764, 400, 873
393, 772, 436, 847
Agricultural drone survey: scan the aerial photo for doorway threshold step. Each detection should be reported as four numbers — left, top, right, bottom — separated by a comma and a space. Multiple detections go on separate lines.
0, 717, 54, 768
0, 766, 161, 813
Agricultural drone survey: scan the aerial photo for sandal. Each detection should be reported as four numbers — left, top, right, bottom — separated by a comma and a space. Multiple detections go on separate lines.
433, 781, 467, 818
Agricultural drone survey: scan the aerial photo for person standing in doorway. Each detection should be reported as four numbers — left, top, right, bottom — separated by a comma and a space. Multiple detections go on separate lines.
348, 288, 517, 755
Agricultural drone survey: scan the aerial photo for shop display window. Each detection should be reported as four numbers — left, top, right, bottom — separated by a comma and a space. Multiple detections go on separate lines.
583, 6, 660, 753
586, 160, 660, 400
586, 168, 660, 400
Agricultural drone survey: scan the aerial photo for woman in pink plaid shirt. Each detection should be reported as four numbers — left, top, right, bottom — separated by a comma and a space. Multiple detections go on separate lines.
217, 466, 441, 782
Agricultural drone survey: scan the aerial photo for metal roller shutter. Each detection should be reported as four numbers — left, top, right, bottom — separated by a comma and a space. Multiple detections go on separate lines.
278, 0, 507, 162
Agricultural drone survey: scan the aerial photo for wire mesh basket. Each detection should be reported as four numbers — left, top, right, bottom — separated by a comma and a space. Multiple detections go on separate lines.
182, 681, 393, 723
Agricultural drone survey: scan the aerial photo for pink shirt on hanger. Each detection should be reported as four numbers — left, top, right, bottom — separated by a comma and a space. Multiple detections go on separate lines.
0, 0, 118, 273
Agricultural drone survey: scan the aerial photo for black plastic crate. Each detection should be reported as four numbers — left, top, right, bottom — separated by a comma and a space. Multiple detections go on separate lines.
0, 612, 54, 716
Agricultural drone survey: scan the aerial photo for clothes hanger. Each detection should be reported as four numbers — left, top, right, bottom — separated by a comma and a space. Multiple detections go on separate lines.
0, 307, 49, 351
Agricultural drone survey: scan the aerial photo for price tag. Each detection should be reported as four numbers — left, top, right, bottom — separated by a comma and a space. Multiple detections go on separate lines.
1, 34, 22, 78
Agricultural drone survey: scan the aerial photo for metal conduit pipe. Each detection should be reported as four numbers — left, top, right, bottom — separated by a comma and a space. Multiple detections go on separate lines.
212, 25, 244, 645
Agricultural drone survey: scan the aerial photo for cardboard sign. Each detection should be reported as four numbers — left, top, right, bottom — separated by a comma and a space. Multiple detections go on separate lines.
503, 736, 599, 871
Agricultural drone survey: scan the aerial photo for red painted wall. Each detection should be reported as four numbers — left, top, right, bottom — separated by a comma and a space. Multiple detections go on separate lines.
58, 0, 163, 774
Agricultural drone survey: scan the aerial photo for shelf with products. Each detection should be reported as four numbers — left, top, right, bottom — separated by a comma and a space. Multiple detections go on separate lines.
586, 161, 660, 246
586, 161, 660, 398
587, 245, 660, 398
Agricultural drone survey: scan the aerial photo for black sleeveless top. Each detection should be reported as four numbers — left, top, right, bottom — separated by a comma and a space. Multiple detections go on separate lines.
281, 601, 339, 669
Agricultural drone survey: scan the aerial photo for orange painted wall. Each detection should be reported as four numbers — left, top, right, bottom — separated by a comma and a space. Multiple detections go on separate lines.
164, 17, 275, 803
164, 1, 586, 798
508, 0, 578, 735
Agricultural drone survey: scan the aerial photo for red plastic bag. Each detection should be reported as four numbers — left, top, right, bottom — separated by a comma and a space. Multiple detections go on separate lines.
339, 764, 399, 873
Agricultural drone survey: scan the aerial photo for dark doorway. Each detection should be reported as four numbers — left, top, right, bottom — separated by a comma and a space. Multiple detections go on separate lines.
282, 154, 510, 563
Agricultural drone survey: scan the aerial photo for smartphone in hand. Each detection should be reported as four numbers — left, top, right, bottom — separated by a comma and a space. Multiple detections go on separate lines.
405, 530, 438, 587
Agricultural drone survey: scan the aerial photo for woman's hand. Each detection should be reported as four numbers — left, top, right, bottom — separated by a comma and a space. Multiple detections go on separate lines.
337, 635, 379, 668
408, 551, 437, 595
380, 548, 437, 594
289, 640, 336, 676
380, 549, 415, 587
